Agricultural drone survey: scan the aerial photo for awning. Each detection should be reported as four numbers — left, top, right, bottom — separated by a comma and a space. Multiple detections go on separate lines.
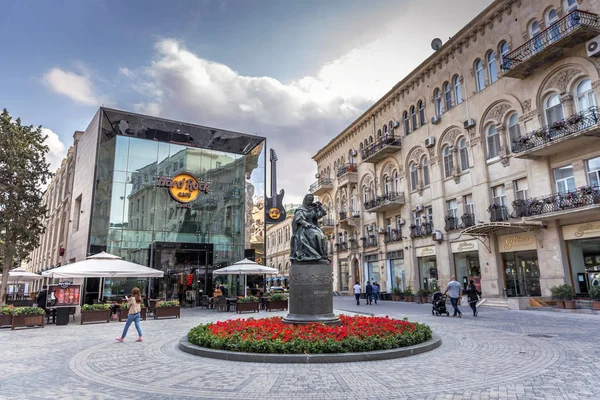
459, 221, 544, 253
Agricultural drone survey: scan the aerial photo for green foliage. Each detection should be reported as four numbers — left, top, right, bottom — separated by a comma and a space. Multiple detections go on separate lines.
237, 296, 259, 303
391, 287, 402, 294
82, 304, 111, 311
1, 305, 15, 315
404, 286, 413, 295
10, 306, 46, 316
268, 293, 288, 302
119, 302, 145, 309
588, 285, 600, 300
156, 300, 179, 308
550, 284, 574, 300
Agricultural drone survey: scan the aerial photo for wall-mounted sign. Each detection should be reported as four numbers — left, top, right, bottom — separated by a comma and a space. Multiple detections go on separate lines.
497, 231, 536, 253
156, 173, 209, 204
451, 240, 479, 253
562, 220, 600, 240
416, 246, 436, 257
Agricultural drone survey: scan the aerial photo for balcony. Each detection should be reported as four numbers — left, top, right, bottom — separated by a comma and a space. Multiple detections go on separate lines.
515, 186, 600, 221
319, 218, 336, 233
364, 192, 406, 213
339, 210, 361, 229
502, 10, 600, 79
488, 205, 509, 222
335, 241, 349, 252
361, 136, 402, 163
511, 107, 600, 158
337, 163, 358, 187
445, 214, 476, 231
361, 236, 378, 249
383, 230, 403, 244
309, 177, 333, 196
444, 216, 459, 231
409, 221, 433, 238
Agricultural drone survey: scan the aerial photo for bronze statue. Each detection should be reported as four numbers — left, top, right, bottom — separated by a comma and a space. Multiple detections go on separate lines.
289, 194, 328, 262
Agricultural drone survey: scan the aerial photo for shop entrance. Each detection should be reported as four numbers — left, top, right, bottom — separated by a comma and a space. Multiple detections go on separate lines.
418, 256, 438, 292
567, 238, 600, 294
453, 251, 481, 291
502, 250, 541, 297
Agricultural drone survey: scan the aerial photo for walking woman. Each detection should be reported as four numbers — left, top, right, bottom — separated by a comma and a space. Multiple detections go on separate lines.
466, 280, 481, 317
116, 287, 143, 342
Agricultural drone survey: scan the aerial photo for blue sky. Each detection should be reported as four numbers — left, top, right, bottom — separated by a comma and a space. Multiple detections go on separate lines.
0, 0, 492, 203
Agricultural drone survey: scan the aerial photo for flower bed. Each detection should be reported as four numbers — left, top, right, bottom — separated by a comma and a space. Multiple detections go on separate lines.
187, 315, 432, 354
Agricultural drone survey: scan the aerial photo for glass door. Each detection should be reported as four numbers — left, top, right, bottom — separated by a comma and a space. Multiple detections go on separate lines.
503, 251, 540, 296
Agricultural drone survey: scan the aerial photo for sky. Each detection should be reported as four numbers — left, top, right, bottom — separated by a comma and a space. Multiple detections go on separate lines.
0, 0, 493, 205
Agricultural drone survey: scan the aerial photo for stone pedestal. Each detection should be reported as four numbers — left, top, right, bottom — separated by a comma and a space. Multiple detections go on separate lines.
283, 260, 341, 326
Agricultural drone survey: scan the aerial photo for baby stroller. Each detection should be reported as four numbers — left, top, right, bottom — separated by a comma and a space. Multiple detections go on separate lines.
431, 291, 450, 316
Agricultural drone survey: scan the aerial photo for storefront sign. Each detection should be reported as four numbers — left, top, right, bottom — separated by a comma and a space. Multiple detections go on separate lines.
451, 240, 478, 253
156, 173, 209, 204
498, 231, 536, 253
562, 220, 600, 240
416, 246, 436, 257
47, 284, 81, 308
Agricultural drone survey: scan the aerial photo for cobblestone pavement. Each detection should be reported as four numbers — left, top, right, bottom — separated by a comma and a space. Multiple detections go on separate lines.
1, 297, 599, 400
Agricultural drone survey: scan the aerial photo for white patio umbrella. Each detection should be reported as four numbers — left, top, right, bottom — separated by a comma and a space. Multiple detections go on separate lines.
41, 252, 164, 278
213, 259, 279, 297
8, 267, 42, 297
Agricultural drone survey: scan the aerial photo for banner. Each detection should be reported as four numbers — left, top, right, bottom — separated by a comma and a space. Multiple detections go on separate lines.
47, 284, 81, 308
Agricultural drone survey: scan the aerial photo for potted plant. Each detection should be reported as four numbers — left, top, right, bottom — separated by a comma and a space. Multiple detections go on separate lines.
550, 284, 575, 309
404, 286, 414, 302
236, 295, 260, 313
118, 302, 147, 321
266, 293, 288, 311
416, 289, 426, 304
81, 303, 111, 325
589, 286, 600, 310
391, 287, 403, 301
154, 299, 181, 319
0, 305, 14, 328
11, 306, 46, 330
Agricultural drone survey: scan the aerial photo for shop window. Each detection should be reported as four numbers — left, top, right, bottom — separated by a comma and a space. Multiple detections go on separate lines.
514, 178, 529, 200
554, 165, 576, 194
587, 156, 600, 186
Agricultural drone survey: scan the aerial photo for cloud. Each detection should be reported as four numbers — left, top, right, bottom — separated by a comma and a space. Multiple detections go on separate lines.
43, 67, 106, 106
118, 67, 135, 78
41, 127, 67, 174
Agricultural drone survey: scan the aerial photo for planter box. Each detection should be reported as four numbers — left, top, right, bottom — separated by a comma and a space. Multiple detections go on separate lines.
421, 296, 429, 304
81, 310, 110, 325
266, 300, 288, 311
0, 314, 12, 328
593, 300, 600, 310
405, 296, 414, 302
12, 314, 45, 330
391, 294, 402, 301
564, 299, 577, 309
236, 302, 259, 314
119, 308, 147, 322
555, 300, 565, 309
154, 306, 180, 319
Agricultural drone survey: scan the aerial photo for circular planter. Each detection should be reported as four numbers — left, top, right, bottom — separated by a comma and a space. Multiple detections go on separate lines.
179, 334, 442, 364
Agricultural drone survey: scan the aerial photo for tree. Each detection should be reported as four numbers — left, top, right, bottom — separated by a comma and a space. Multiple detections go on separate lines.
0, 109, 52, 305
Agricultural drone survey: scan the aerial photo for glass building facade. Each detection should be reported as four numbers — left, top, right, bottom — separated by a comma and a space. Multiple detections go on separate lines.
86, 109, 265, 301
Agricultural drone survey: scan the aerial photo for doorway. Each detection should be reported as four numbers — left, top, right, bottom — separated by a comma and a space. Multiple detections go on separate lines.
353, 259, 360, 285
502, 250, 541, 297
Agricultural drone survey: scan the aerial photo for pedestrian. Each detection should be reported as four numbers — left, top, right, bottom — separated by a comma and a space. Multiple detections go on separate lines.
36, 285, 48, 311
444, 275, 463, 318
365, 281, 373, 305
353, 281, 361, 305
466, 280, 481, 317
372, 281, 380, 304
116, 287, 144, 343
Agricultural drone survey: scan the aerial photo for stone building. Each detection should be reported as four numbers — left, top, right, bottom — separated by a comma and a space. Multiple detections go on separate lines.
311, 0, 600, 300
266, 204, 302, 287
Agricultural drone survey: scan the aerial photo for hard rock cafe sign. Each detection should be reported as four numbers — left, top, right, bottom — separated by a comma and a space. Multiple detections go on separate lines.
156, 173, 209, 205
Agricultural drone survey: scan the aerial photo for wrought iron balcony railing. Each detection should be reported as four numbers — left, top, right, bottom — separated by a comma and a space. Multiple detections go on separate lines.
409, 221, 433, 238
337, 163, 357, 178
488, 205, 509, 222
364, 192, 406, 211
502, 10, 600, 73
511, 107, 599, 154
361, 135, 401, 160
348, 239, 360, 250
512, 186, 600, 218
320, 218, 335, 229
444, 216, 459, 231
335, 242, 348, 252
445, 213, 476, 230
309, 177, 333, 193
461, 213, 475, 228
383, 230, 403, 243
339, 211, 348, 221
361, 236, 378, 248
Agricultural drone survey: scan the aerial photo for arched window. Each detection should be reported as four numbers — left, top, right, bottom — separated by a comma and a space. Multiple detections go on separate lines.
363, 186, 369, 203
410, 106, 417, 131
453, 75, 462, 104
507, 113, 521, 146
369, 136, 374, 144
487, 125, 500, 159
459, 138, 469, 171
393, 170, 399, 192
359, 142, 364, 151
545, 94, 564, 125
487, 51, 498, 84
530, 20, 542, 52
434, 89, 442, 116
564, 0, 577, 12
576, 79, 596, 111
443, 82, 453, 111
422, 157, 430, 186
377, 129, 382, 141
384, 175, 391, 195
546, 9, 560, 42
388, 120, 393, 136
364, 139, 368, 148
418, 100, 425, 126
409, 163, 418, 191
383, 124, 388, 136
369, 182, 375, 200
499, 41, 510, 71
475, 59, 485, 91
443, 146, 454, 178
403, 111, 410, 135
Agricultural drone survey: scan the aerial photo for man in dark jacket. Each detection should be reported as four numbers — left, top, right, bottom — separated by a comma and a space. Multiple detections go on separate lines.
36, 285, 48, 310
365, 281, 373, 305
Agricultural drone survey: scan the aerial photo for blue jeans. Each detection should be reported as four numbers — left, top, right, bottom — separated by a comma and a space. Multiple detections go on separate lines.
450, 297, 462, 316
121, 313, 142, 338
373, 293, 378, 304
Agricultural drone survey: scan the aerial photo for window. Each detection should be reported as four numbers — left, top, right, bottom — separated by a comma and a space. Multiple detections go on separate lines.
410, 163, 418, 191
377, 129, 382, 141
434, 89, 442, 116
545, 94, 564, 125
418, 100, 425, 126
393, 171, 399, 192
487, 125, 501, 159
507, 113, 521, 146
453, 75, 462, 105
492, 185, 507, 206
422, 157, 430, 186
530, 20, 542, 53
463, 194, 474, 215
73, 195, 82, 232
576, 79, 596, 111
546, 9, 560, 43
587, 156, 600, 186
386, 218, 392, 234
447, 199, 458, 218
425, 206, 433, 224
403, 111, 410, 135
411, 106, 417, 131
443, 82, 453, 111
475, 59, 485, 91
369, 136, 373, 144
564, 0, 577, 12
459, 138, 469, 171
554, 165, 576, 194
443, 146, 454, 178
384, 175, 391, 195
514, 178, 529, 200
363, 186, 369, 203
487, 52, 498, 84
499, 41, 510, 70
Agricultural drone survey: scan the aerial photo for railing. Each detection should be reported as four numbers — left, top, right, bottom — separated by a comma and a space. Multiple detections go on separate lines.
309, 177, 333, 193
444, 216, 459, 231
511, 107, 599, 154
461, 213, 475, 228
512, 186, 600, 217
337, 163, 357, 177
361, 236, 378, 248
335, 242, 349, 252
445, 213, 476, 230
409, 221, 434, 238
488, 205, 509, 222
339, 210, 360, 220
502, 10, 600, 71
320, 218, 335, 228
364, 192, 406, 211
339, 211, 348, 220
383, 230, 403, 243
361, 135, 401, 160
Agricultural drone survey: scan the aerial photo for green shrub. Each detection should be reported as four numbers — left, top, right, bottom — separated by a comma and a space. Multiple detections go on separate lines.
404, 286, 413, 295
238, 296, 259, 303
156, 300, 179, 308
82, 304, 110, 311
550, 284, 573, 300
0, 306, 15, 316
269, 293, 288, 302
588, 285, 600, 300
11, 307, 46, 316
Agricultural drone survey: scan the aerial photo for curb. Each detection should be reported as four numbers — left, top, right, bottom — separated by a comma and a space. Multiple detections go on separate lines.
178, 334, 442, 364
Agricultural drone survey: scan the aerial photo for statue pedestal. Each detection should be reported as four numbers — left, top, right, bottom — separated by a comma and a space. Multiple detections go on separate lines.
283, 260, 341, 326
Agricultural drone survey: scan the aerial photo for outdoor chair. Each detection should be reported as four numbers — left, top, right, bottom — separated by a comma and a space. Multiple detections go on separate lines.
200, 295, 210, 309
69, 307, 76, 322
213, 296, 228, 312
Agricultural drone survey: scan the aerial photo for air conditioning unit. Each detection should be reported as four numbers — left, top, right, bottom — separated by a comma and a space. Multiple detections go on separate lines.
587, 35, 600, 57
416, 205, 424, 212
392, 120, 400, 128
397, 218, 406, 226
432, 230, 443, 242
463, 118, 476, 129
431, 116, 441, 125
425, 136, 436, 148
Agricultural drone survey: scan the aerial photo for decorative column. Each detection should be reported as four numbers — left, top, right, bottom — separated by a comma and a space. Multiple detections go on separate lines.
560, 93, 575, 117
496, 123, 510, 167
416, 165, 424, 195
450, 147, 460, 183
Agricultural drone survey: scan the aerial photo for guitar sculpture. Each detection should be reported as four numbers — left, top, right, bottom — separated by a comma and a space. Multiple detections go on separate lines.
265, 149, 286, 224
